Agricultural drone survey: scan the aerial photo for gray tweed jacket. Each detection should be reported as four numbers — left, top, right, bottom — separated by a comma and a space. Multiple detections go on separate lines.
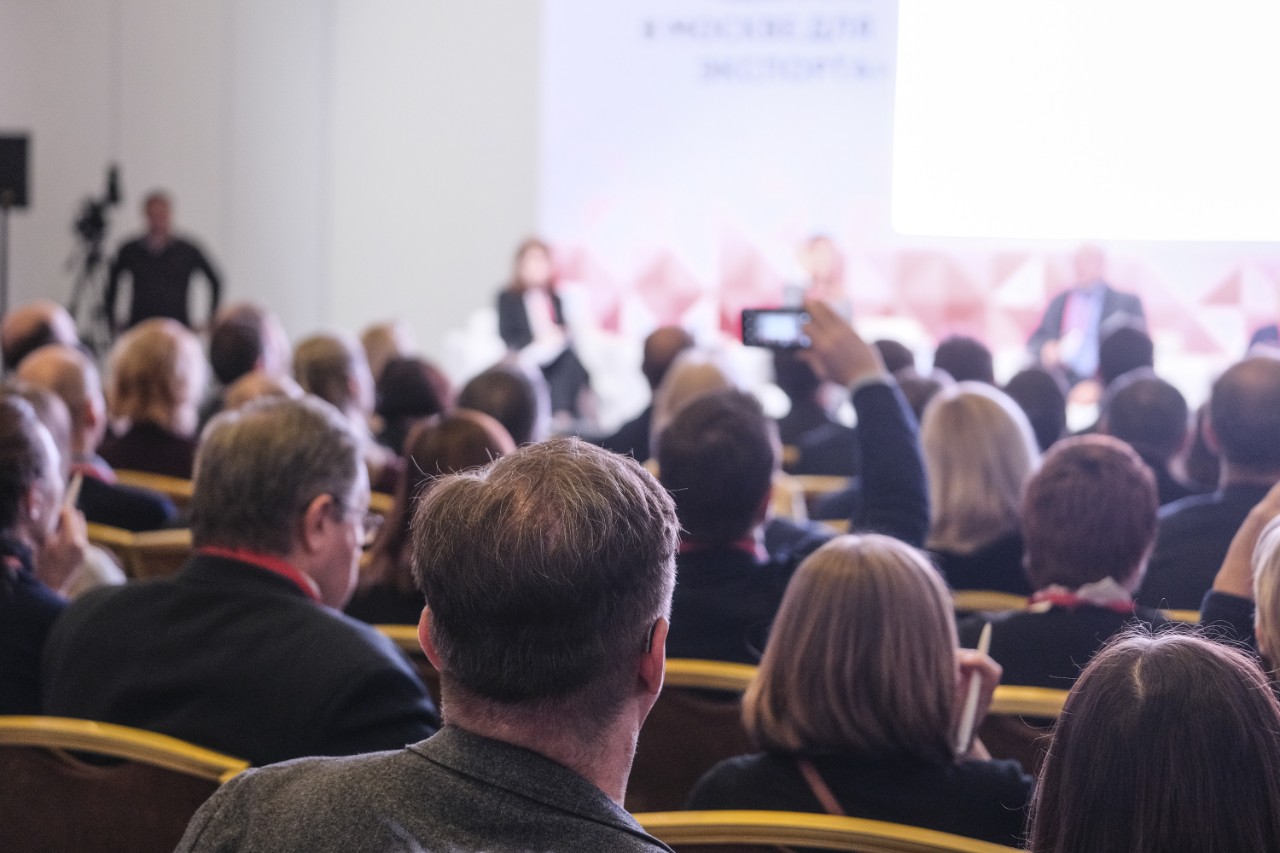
175, 726, 673, 853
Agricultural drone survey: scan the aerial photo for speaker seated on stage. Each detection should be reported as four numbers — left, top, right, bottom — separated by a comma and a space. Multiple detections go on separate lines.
0, 300, 80, 371
17, 344, 177, 532
1028, 245, 1146, 386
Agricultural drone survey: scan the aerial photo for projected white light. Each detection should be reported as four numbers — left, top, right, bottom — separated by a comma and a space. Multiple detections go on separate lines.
891, 0, 1280, 241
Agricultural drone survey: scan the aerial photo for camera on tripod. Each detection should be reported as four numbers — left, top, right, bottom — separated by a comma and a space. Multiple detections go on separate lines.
67, 165, 122, 355
73, 166, 120, 247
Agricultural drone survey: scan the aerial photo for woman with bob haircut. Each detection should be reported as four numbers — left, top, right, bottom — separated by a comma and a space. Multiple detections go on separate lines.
687, 534, 1032, 847
344, 410, 515, 626
922, 382, 1040, 594
100, 317, 206, 479
1029, 632, 1280, 852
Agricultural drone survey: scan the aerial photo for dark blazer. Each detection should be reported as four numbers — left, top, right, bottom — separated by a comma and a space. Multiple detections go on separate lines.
0, 541, 65, 715
41, 552, 439, 766
667, 380, 928, 664
177, 726, 673, 852
688, 751, 1031, 848
1027, 284, 1146, 370
1137, 483, 1271, 610
958, 604, 1169, 689
497, 289, 563, 351
99, 422, 198, 480
933, 532, 1031, 596
598, 405, 653, 462
76, 468, 178, 532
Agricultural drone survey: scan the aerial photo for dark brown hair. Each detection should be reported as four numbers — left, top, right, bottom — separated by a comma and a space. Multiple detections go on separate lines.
363, 410, 514, 593
1030, 632, 1280, 853
1022, 435, 1157, 591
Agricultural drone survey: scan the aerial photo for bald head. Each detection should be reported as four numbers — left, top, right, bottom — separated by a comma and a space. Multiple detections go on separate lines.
1, 301, 79, 370
641, 326, 695, 391
1210, 356, 1280, 474
16, 344, 106, 455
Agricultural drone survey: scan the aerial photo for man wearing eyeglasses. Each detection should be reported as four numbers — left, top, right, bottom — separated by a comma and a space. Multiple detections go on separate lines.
41, 396, 439, 767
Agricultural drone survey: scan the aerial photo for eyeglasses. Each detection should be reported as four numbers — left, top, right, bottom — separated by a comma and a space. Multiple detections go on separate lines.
327, 495, 385, 547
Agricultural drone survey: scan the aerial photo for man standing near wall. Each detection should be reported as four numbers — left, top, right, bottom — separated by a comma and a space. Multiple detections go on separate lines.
105, 190, 221, 335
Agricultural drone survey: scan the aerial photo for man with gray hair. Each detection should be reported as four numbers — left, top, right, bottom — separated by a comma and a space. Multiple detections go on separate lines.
41, 396, 439, 766
177, 438, 680, 852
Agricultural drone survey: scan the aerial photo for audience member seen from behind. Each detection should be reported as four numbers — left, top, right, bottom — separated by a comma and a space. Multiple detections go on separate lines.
932, 335, 995, 385
1099, 369, 1195, 506
1096, 323, 1154, 389
0, 300, 80, 371
200, 302, 291, 427
597, 325, 694, 462
774, 349, 859, 477
17, 344, 177, 532
347, 410, 515, 626
958, 435, 1167, 689
0, 397, 86, 713
1028, 633, 1280, 853
373, 356, 451, 454
177, 439, 679, 852
1139, 355, 1280, 609
42, 396, 439, 766
922, 383, 1040, 595
294, 332, 402, 494
1003, 367, 1067, 453
456, 364, 546, 446
689, 534, 1031, 847
99, 317, 206, 480
1196, 478, 1280, 653
360, 320, 415, 385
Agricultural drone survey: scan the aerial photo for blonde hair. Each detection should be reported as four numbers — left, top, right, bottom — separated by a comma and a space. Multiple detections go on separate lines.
107, 318, 205, 436
1253, 516, 1280, 663
922, 382, 1040, 553
744, 534, 958, 765
650, 350, 740, 457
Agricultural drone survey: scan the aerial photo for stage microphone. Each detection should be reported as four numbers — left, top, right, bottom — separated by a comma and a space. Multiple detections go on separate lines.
106, 165, 120, 205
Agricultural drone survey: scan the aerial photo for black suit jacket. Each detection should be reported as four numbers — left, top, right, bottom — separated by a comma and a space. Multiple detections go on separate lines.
77, 472, 178, 532
42, 552, 439, 766
1137, 483, 1271, 610
1027, 284, 1146, 365
497, 289, 564, 351
958, 604, 1169, 689
598, 405, 653, 462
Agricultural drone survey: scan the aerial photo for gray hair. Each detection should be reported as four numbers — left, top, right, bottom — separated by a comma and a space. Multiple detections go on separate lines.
190, 395, 362, 554
411, 438, 678, 722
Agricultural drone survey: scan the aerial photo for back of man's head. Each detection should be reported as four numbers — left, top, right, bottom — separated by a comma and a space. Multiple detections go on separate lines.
16, 344, 104, 450
293, 333, 371, 416
933, 335, 995, 385
457, 365, 541, 445
658, 389, 774, 546
191, 396, 361, 556
773, 349, 821, 404
1098, 323, 1154, 387
412, 438, 677, 722
641, 327, 695, 391
1102, 369, 1188, 462
1004, 367, 1067, 452
2, 300, 80, 371
209, 317, 267, 387
1209, 356, 1280, 473
1022, 435, 1157, 592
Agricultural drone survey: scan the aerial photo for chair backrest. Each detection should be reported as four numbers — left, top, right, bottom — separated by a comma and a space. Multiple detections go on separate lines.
634, 810, 1022, 853
1161, 608, 1199, 623
113, 469, 195, 510
87, 523, 193, 580
374, 623, 441, 705
980, 685, 1068, 776
0, 716, 248, 853
627, 659, 759, 813
951, 590, 1027, 615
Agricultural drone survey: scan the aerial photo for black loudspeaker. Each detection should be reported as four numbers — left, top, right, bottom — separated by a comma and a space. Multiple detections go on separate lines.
0, 136, 30, 208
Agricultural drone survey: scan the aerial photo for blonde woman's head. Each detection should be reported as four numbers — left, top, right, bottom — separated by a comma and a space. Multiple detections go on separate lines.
107, 318, 206, 436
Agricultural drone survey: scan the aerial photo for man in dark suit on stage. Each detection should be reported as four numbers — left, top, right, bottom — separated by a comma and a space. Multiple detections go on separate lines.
105, 190, 221, 335
1028, 245, 1146, 385
42, 396, 439, 766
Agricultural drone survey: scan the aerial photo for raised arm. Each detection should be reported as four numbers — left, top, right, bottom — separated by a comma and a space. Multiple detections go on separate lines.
801, 300, 929, 546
